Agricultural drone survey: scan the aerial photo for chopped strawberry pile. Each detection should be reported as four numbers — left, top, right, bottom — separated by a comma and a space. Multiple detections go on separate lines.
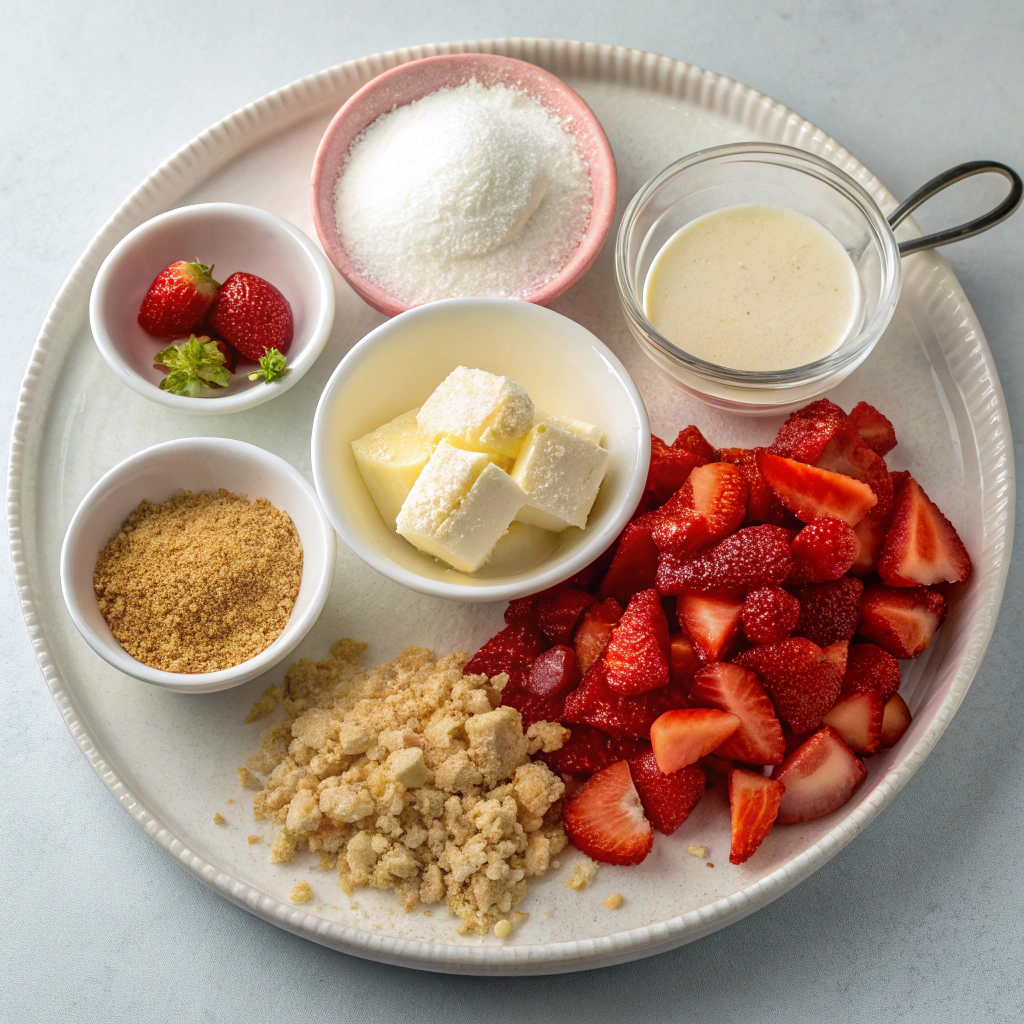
465, 399, 969, 867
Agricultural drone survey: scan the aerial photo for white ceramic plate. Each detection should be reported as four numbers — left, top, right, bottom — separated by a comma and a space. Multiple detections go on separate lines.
8, 39, 1013, 975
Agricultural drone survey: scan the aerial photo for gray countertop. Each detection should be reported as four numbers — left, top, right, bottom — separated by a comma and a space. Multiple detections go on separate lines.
3, 1, 1022, 1020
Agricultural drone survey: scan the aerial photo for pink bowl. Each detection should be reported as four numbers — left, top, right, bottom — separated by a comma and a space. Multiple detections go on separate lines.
310, 53, 618, 317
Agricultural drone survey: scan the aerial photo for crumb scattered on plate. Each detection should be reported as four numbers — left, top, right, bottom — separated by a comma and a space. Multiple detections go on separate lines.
213, 812, 226, 825
290, 880, 313, 903
565, 856, 598, 891
603, 892, 623, 909
687, 844, 709, 859
247, 835, 261, 845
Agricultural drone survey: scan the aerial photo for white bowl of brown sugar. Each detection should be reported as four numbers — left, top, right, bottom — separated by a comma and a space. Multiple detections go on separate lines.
60, 437, 336, 693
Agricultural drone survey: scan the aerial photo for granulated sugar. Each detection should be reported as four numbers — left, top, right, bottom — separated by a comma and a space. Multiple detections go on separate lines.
334, 79, 592, 304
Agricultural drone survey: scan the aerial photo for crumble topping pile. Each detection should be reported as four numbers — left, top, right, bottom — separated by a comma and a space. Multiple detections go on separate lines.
242, 639, 569, 935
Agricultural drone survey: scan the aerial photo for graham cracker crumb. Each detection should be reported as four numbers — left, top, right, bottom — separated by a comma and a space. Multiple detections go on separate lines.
226, 798, 235, 804
237, 766, 264, 792
687, 844, 709, 859
603, 892, 623, 909
93, 490, 302, 673
212, 813, 226, 825
290, 881, 313, 903
246, 685, 285, 723
565, 857, 598, 891
247, 835, 262, 845
243, 640, 568, 936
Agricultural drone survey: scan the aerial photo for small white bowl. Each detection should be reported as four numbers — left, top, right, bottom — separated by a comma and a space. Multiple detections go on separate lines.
311, 298, 650, 602
89, 203, 336, 414
60, 438, 336, 693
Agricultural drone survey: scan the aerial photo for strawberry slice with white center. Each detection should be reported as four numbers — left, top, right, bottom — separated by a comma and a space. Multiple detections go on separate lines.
604, 589, 671, 694
689, 662, 785, 765
650, 707, 741, 773
879, 694, 912, 748
728, 768, 785, 864
878, 475, 972, 586
677, 592, 744, 662
859, 584, 946, 658
757, 451, 878, 526
574, 597, 623, 673
563, 760, 654, 865
821, 689, 885, 755
628, 750, 706, 835
771, 726, 867, 824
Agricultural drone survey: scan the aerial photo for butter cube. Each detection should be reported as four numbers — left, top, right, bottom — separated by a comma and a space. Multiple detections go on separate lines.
416, 366, 534, 458
396, 441, 526, 572
512, 423, 609, 531
533, 408, 604, 447
352, 408, 433, 527
385, 747, 433, 788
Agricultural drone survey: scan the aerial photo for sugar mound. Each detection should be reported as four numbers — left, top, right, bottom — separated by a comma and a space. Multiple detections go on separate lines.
334, 79, 592, 304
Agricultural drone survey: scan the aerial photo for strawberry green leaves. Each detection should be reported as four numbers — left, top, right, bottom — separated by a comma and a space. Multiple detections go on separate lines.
247, 347, 289, 385
153, 335, 231, 397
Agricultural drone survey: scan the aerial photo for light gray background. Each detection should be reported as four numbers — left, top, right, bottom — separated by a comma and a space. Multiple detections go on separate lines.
3, 1, 1022, 1021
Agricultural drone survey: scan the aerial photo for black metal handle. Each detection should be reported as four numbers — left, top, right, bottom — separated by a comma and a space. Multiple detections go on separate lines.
889, 161, 1022, 256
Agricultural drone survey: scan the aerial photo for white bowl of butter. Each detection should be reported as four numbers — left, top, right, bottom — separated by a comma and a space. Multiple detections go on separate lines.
311, 298, 650, 601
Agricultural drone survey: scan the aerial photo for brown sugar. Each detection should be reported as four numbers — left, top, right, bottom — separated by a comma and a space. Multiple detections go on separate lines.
93, 489, 302, 673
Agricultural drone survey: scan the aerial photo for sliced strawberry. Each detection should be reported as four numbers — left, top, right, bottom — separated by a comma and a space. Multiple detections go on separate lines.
677, 592, 744, 662
850, 503, 894, 576
729, 768, 785, 864
504, 595, 540, 627
735, 637, 843, 735
814, 422, 894, 516
859, 584, 946, 658
758, 451, 877, 526
792, 577, 864, 647
465, 623, 547, 679
822, 640, 849, 676
769, 399, 848, 464
650, 707, 741, 773
878, 475, 971, 586
772, 726, 866, 823
672, 425, 719, 463
541, 724, 616, 780
848, 401, 897, 457
842, 642, 902, 701
700, 753, 738, 779
598, 513, 661, 605
527, 645, 581, 700
742, 585, 801, 644
564, 657, 688, 740
563, 761, 654, 865
821, 689, 885, 755
669, 634, 699, 693
789, 517, 858, 583
657, 524, 793, 594
719, 447, 791, 525
689, 662, 785, 765
646, 436, 705, 504
605, 589, 671, 694
574, 598, 623, 673
879, 693, 912, 748
628, 749, 706, 835
537, 588, 597, 645
651, 462, 747, 557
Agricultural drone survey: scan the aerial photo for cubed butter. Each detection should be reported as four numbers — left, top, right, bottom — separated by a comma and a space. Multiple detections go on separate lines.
352, 408, 433, 527
512, 423, 609, 531
416, 366, 534, 458
385, 747, 433, 788
533, 408, 604, 447
396, 441, 526, 572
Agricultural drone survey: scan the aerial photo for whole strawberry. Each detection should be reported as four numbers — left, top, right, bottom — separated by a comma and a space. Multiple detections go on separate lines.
138, 261, 220, 337
206, 272, 293, 360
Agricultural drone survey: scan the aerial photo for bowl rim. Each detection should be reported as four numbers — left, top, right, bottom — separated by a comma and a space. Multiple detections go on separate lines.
310, 296, 650, 602
59, 436, 337, 692
88, 202, 337, 415
614, 142, 904, 391
309, 52, 618, 318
